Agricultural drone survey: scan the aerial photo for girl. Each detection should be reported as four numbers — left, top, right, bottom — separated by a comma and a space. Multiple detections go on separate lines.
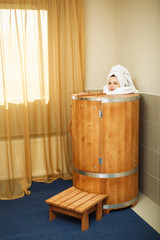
103, 65, 139, 95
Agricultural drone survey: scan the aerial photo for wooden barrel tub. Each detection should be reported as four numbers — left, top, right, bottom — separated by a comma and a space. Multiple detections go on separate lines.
71, 91, 140, 213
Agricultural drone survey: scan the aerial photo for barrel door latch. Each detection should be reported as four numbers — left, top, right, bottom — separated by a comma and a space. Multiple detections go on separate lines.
99, 110, 103, 118
99, 158, 103, 164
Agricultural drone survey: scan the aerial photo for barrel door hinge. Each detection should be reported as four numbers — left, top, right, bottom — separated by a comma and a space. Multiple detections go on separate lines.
99, 157, 103, 164
99, 110, 103, 118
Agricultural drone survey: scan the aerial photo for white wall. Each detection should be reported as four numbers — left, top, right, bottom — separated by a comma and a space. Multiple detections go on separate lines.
84, 0, 116, 90
115, 0, 160, 95
84, 0, 160, 96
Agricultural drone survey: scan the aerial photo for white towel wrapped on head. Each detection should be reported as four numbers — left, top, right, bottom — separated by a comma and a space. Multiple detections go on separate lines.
103, 65, 139, 95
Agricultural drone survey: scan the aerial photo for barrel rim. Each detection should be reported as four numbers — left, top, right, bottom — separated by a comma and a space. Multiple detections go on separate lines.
71, 94, 140, 103
103, 195, 138, 209
73, 166, 138, 178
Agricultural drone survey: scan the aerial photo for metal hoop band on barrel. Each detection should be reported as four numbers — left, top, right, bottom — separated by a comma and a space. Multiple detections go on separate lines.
103, 195, 138, 209
73, 166, 138, 178
71, 95, 140, 103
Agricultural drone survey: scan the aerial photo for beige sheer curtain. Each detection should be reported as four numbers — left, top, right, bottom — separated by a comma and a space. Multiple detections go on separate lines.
0, 0, 85, 199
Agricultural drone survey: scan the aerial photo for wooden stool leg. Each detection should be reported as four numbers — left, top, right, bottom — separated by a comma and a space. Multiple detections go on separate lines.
81, 211, 89, 231
96, 201, 103, 221
49, 205, 57, 221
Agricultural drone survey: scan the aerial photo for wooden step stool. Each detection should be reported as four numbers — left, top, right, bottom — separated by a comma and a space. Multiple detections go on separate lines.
45, 186, 108, 231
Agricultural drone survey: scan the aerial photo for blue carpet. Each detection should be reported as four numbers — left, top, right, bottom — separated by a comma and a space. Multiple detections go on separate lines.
0, 179, 160, 240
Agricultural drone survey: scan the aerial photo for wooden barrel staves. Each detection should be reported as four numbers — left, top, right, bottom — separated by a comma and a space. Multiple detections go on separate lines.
71, 91, 140, 213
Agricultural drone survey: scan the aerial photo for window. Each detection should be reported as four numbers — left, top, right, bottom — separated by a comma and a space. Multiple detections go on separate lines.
0, 9, 49, 104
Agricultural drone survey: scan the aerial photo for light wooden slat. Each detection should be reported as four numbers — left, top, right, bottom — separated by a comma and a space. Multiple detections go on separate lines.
75, 194, 108, 213
59, 191, 88, 208
52, 188, 81, 206
45, 186, 76, 204
67, 193, 97, 211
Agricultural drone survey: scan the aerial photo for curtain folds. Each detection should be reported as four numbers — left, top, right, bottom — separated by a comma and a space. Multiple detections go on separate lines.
0, 0, 85, 199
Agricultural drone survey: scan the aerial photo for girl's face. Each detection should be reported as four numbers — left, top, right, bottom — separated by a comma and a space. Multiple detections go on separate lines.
108, 76, 120, 91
